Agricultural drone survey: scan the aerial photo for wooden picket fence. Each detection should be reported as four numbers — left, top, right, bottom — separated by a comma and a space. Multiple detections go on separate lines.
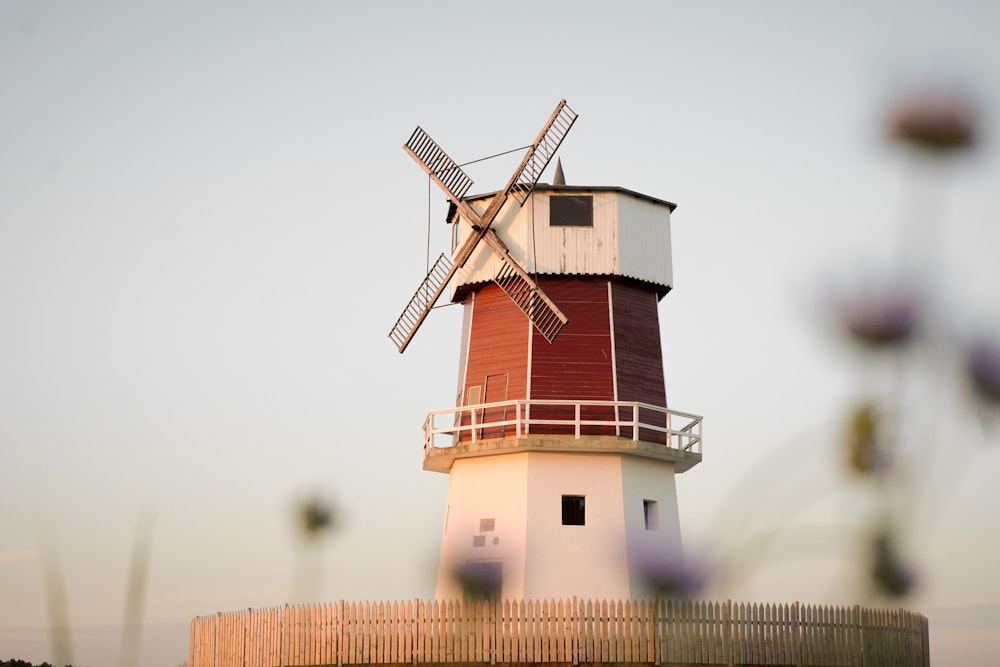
189, 598, 929, 667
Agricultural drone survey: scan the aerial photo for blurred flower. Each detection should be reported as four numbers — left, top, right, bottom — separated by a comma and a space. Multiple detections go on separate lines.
639, 559, 705, 599
451, 562, 503, 601
870, 530, 915, 598
844, 403, 886, 475
965, 338, 1000, 405
836, 285, 921, 348
888, 87, 976, 153
295, 496, 336, 541
633, 545, 707, 599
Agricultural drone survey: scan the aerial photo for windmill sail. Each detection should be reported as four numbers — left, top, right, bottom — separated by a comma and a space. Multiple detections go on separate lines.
494, 262, 566, 343
482, 231, 568, 342
390, 101, 577, 353
471, 100, 578, 230
388, 253, 454, 353
508, 100, 577, 205
404, 127, 474, 203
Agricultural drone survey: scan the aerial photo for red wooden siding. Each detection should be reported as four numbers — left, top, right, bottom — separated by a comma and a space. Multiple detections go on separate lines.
611, 281, 667, 405
529, 278, 615, 435
530, 278, 614, 401
610, 280, 667, 444
458, 278, 667, 443
461, 284, 530, 439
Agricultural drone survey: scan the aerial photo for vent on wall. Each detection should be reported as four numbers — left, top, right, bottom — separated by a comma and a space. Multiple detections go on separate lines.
480, 518, 495, 532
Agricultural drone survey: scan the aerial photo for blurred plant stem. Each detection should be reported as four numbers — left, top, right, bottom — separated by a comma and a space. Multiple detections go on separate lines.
290, 494, 337, 602
34, 520, 73, 667
34, 508, 156, 667
120, 506, 156, 667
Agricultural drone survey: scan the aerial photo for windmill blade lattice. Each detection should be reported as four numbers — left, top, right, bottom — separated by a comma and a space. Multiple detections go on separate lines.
508, 100, 577, 206
404, 127, 474, 203
493, 256, 566, 343
390, 101, 577, 353
388, 252, 453, 353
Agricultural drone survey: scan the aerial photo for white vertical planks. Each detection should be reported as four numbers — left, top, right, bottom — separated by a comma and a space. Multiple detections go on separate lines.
189, 598, 930, 667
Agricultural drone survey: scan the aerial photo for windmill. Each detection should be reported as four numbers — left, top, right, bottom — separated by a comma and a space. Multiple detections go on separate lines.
388, 100, 578, 353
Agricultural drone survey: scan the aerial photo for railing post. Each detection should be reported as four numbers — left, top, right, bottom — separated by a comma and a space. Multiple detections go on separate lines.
575, 403, 581, 438
471, 405, 478, 444
633, 403, 639, 441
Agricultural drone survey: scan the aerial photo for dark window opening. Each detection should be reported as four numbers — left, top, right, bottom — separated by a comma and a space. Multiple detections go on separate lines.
643, 500, 659, 530
562, 495, 586, 525
550, 195, 594, 227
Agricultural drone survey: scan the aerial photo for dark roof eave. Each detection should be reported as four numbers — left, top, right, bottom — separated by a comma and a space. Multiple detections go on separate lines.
452, 274, 672, 304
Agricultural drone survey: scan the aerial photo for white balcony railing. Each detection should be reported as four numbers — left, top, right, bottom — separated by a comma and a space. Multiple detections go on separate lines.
422, 399, 702, 457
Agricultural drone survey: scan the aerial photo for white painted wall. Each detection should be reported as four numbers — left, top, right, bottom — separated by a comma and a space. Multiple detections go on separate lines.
435, 453, 530, 600
619, 456, 684, 597
616, 192, 673, 289
450, 188, 673, 298
523, 452, 631, 600
523, 191, 620, 276
434, 450, 685, 601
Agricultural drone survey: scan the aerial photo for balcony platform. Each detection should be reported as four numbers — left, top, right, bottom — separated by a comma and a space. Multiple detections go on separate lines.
423, 432, 702, 473
421, 399, 703, 474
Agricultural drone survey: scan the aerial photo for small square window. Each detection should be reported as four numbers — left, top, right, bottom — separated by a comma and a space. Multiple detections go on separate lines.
643, 500, 659, 530
472, 535, 486, 547
562, 495, 586, 525
550, 195, 594, 227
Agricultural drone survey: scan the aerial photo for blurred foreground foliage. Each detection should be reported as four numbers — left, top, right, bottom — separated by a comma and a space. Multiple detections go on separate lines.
831, 82, 987, 599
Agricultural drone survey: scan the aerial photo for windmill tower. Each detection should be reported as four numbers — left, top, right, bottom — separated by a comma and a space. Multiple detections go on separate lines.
390, 101, 702, 601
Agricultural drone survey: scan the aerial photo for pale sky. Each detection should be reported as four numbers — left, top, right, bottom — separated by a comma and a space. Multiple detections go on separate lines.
2, 2, 999, 666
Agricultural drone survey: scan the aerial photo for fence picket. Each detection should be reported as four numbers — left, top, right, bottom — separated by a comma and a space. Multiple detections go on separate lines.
515, 599, 525, 662
768, 603, 777, 666
416, 599, 425, 663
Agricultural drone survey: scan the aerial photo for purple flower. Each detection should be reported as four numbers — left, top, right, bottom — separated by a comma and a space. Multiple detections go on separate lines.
836, 286, 921, 348
888, 88, 976, 153
966, 339, 1000, 405
450, 562, 503, 601
633, 548, 707, 599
